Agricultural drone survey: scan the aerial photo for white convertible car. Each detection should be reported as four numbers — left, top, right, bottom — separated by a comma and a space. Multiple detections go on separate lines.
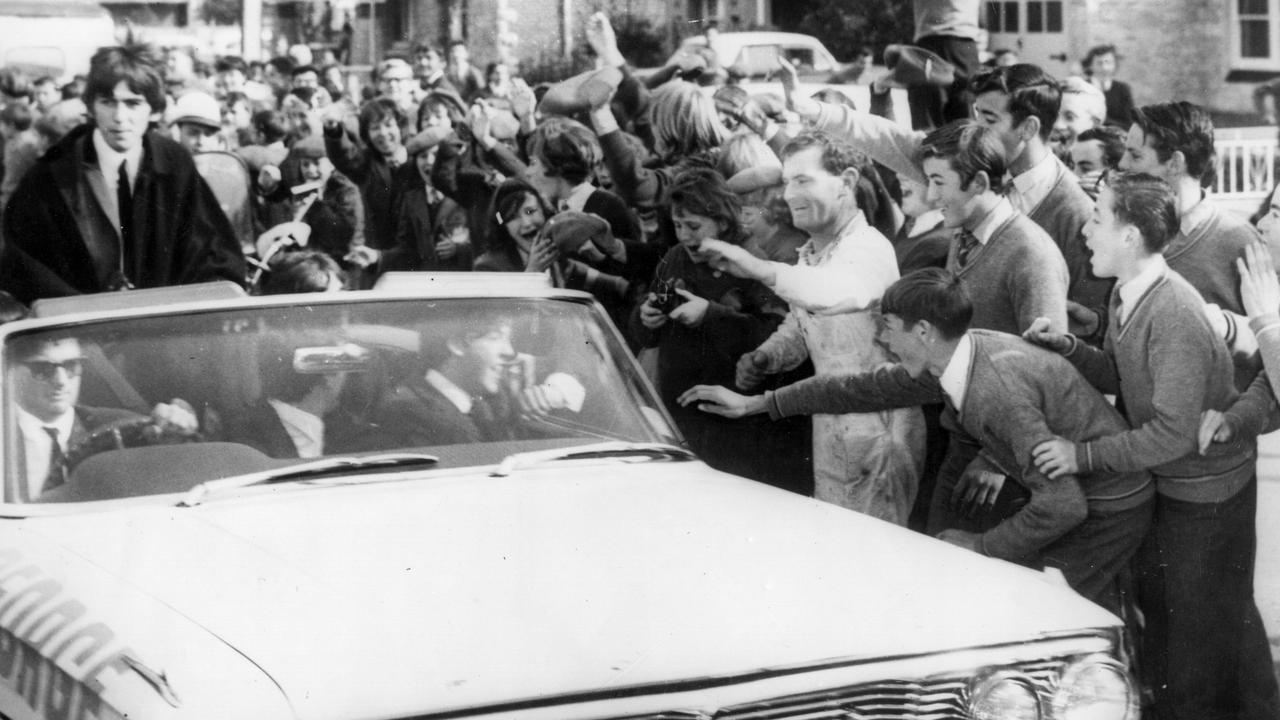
0, 276, 1135, 720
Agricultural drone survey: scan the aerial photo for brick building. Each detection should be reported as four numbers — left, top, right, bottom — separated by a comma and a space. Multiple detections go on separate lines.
984, 0, 1275, 115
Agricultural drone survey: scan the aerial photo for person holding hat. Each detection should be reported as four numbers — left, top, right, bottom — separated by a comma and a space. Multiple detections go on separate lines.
170, 90, 226, 155
350, 126, 472, 275
260, 136, 363, 267
430, 102, 529, 256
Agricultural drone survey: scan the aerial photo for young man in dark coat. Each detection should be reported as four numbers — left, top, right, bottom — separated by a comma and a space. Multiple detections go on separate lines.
0, 44, 245, 304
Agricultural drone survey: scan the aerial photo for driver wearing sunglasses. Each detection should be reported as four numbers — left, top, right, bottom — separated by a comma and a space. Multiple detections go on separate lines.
10, 335, 198, 501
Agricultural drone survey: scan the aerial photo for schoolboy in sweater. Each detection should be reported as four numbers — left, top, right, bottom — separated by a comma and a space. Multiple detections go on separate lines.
678, 266, 1152, 611
1024, 173, 1280, 720
1118, 102, 1259, 315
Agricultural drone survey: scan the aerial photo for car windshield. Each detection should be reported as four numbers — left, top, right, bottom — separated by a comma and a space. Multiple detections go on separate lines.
3, 296, 678, 504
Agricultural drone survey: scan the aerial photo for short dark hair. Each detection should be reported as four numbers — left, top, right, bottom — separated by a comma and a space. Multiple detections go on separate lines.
0, 68, 31, 100
291, 64, 320, 79
447, 39, 468, 51
969, 63, 1060, 141
261, 250, 346, 295
665, 167, 743, 245
1104, 172, 1179, 254
252, 109, 288, 144
267, 56, 295, 76
1130, 101, 1216, 183
358, 97, 408, 147
85, 44, 166, 114
780, 129, 868, 177
1077, 125, 1126, 169
526, 117, 600, 186
0, 102, 33, 131
216, 55, 249, 75
1082, 44, 1118, 72
919, 120, 1007, 191
413, 39, 440, 56
880, 268, 974, 340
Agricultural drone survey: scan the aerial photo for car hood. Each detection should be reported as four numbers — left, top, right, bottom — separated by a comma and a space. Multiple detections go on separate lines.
30, 461, 1116, 720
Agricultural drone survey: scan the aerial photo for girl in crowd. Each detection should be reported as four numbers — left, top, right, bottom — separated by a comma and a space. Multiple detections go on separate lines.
629, 167, 789, 482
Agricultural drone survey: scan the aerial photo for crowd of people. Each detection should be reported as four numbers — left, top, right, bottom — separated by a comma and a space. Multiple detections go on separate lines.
0, 7, 1277, 719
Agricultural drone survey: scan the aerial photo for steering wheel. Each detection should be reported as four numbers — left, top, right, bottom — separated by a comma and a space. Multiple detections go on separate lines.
63, 417, 205, 472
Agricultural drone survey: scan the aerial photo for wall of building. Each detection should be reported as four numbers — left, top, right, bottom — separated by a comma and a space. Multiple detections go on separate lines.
1084, 0, 1252, 113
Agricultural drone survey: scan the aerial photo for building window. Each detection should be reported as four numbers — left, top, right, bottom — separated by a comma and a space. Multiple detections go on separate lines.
985, 1, 1019, 33
985, 1, 1061, 33
1234, 0, 1280, 69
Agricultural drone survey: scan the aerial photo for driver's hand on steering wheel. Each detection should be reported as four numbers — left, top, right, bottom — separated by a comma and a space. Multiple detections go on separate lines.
150, 398, 200, 437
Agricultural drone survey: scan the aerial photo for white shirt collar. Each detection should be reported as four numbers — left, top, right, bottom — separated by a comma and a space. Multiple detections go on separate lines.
1179, 190, 1212, 236
907, 209, 945, 238
1116, 255, 1169, 324
559, 182, 595, 213
267, 398, 325, 459
970, 197, 1015, 245
16, 406, 76, 499
424, 368, 471, 414
1008, 150, 1057, 213
937, 332, 974, 413
93, 128, 143, 188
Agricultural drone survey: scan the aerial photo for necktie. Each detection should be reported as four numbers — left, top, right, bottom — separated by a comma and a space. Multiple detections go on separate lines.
955, 229, 980, 268
43, 426, 66, 492
116, 160, 134, 288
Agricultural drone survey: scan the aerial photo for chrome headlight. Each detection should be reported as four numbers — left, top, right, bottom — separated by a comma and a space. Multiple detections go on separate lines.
969, 670, 1043, 720
1049, 654, 1139, 720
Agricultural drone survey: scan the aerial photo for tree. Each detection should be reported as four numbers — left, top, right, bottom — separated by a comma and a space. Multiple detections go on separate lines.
795, 0, 913, 62
200, 0, 241, 26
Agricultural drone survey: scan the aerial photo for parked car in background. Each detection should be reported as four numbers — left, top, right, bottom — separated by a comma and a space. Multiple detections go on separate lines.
0, 275, 1136, 719
639, 32, 913, 126
0, 0, 116, 84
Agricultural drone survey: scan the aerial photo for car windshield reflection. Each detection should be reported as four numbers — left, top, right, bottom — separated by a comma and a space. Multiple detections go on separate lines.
4, 297, 678, 504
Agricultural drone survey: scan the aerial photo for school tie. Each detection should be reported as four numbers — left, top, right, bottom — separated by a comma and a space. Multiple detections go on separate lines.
955, 228, 980, 269
43, 426, 66, 492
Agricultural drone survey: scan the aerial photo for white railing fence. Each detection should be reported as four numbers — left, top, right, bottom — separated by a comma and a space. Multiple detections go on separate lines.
1213, 126, 1277, 217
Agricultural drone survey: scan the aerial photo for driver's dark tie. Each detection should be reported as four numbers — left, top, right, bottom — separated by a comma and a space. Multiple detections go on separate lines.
43, 426, 66, 492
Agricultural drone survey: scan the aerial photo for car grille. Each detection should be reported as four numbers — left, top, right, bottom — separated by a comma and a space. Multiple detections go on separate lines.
623, 658, 1067, 720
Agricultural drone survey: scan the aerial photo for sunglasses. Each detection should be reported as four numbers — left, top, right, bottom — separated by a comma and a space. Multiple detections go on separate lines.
21, 358, 85, 381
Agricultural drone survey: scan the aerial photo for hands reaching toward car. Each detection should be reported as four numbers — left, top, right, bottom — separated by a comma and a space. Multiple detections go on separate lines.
677, 385, 765, 418
699, 239, 774, 285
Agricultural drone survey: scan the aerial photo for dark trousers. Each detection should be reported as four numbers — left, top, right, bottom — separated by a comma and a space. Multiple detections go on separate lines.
1040, 497, 1152, 615
907, 35, 982, 131
1135, 477, 1280, 720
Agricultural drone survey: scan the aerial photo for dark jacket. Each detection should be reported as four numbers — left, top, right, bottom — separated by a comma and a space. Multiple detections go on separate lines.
0, 125, 245, 303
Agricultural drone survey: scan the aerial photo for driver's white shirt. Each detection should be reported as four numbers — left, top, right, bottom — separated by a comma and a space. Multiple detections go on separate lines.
267, 398, 325, 459
16, 406, 75, 499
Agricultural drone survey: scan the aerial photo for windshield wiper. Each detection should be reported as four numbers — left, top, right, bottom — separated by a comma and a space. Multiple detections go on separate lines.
178, 453, 440, 507
490, 442, 695, 477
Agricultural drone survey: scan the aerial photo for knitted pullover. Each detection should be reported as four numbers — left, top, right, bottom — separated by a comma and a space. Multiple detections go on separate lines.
1067, 270, 1254, 502
946, 212, 1069, 335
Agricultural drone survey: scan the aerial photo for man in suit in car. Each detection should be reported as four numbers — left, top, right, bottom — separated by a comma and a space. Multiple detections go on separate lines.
10, 335, 197, 501
372, 311, 584, 447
